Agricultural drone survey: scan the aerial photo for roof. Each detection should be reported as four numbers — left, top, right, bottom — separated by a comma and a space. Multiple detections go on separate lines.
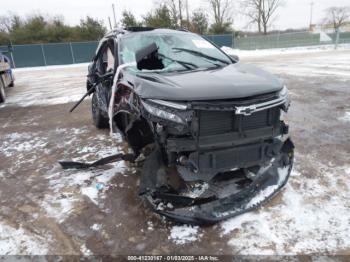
104, 27, 193, 39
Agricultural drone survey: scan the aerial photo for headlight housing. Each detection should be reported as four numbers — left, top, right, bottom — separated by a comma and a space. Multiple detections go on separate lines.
141, 100, 186, 124
279, 85, 290, 111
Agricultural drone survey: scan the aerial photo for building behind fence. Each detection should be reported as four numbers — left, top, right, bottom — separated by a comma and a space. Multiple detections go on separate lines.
0, 31, 349, 68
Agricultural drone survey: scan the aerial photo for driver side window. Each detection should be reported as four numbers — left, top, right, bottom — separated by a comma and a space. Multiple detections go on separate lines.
96, 39, 116, 74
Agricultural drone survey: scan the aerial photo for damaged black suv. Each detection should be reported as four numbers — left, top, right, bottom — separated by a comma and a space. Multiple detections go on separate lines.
85, 27, 294, 224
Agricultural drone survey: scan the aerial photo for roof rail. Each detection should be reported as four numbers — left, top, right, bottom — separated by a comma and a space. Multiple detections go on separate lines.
177, 28, 190, 32
125, 27, 155, 32
105, 28, 125, 36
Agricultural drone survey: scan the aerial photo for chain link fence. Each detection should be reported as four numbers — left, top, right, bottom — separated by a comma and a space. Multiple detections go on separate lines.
0, 31, 349, 68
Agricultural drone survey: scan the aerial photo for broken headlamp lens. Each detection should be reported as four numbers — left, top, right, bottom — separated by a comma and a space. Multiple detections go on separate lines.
141, 100, 185, 124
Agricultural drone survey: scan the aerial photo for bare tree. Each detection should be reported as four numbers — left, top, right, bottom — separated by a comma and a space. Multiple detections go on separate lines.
323, 6, 350, 49
241, 0, 262, 32
324, 6, 350, 31
162, 0, 185, 27
0, 16, 12, 33
242, 0, 283, 34
208, 0, 233, 26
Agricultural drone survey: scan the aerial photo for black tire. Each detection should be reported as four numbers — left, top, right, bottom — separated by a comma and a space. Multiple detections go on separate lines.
0, 79, 5, 103
91, 92, 109, 129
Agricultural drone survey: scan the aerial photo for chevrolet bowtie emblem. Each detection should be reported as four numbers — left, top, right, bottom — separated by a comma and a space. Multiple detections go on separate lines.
235, 105, 257, 116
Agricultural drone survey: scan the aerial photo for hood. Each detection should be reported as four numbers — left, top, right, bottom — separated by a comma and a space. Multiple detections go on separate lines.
131, 63, 283, 101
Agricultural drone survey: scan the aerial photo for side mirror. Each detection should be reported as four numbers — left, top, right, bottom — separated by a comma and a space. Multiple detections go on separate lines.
135, 42, 164, 70
229, 54, 239, 62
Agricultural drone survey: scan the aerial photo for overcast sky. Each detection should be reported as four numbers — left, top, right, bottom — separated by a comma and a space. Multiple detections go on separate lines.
1, 0, 349, 31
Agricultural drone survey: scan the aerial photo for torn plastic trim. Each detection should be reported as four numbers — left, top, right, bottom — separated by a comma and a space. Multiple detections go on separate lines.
140, 138, 294, 225
147, 156, 292, 225
109, 62, 136, 135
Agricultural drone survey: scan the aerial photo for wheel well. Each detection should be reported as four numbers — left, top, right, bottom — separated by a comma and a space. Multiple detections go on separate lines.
114, 112, 154, 155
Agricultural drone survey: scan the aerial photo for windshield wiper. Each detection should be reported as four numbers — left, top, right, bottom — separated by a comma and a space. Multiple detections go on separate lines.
158, 53, 198, 70
172, 48, 230, 65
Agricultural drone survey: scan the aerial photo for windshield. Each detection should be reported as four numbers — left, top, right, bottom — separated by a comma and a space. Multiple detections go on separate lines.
119, 32, 232, 73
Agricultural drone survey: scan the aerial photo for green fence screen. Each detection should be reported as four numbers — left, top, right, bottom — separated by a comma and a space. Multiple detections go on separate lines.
71, 42, 98, 63
43, 43, 73, 65
0, 41, 99, 68
12, 44, 45, 68
1, 31, 350, 68
235, 31, 350, 50
204, 34, 234, 48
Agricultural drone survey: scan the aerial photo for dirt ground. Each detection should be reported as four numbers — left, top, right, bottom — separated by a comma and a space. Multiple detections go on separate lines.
0, 50, 349, 256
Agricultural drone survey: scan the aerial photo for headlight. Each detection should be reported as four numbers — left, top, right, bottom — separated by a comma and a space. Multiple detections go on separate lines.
279, 85, 288, 98
148, 99, 187, 110
141, 100, 185, 124
279, 85, 290, 111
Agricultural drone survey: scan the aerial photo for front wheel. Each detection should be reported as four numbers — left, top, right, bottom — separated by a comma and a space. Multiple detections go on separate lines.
92, 92, 109, 129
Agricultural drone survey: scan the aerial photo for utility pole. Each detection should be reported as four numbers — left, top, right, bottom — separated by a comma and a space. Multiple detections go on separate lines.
309, 1, 314, 31
186, 0, 190, 29
108, 17, 113, 30
178, 0, 183, 28
112, 3, 117, 28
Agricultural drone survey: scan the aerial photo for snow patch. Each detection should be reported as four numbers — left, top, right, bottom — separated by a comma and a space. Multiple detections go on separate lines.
220, 165, 350, 255
5, 63, 88, 107
0, 224, 49, 255
41, 194, 78, 223
339, 112, 350, 122
169, 225, 202, 245
13, 63, 89, 72
0, 132, 47, 157
41, 159, 128, 223
147, 221, 154, 231
246, 185, 278, 209
81, 186, 99, 205
221, 44, 350, 58
345, 166, 350, 175
222, 45, 350, 79
183, 183, 209, 198
80, 243, 93, 256
90, 224, 102, 231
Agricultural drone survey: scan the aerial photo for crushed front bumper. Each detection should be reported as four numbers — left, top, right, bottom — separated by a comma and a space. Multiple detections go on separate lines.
140, 138, 294, 225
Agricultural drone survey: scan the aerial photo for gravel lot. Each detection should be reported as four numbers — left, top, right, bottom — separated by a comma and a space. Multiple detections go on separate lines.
0, 49, 349, 256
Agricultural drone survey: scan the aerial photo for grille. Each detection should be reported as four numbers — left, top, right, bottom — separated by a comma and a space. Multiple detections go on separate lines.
198, 108, 279, 136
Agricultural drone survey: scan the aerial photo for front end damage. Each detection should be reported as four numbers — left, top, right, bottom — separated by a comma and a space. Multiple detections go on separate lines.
64, 30, 295, 225
137, 89, 294, 224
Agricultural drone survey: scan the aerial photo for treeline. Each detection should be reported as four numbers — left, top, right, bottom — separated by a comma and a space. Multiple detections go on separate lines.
121, 7, 211, 35
120, 0, 233, 35
0, 0, 292, 45
0, 10, 213, 46
0, 15, 106, 45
